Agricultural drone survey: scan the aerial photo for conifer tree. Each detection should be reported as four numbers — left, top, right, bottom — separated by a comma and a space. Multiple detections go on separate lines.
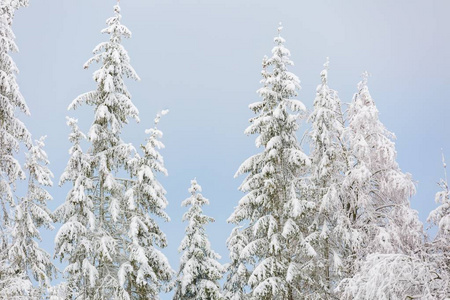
223, 227, 249, 300
54, 117, 95, 299
174, 179, 224, 300
305, 58, 353, 297
0, 0, 37, 297
122, 110, 173, 298
228, 25, 310, 299
0, 0, 31, 244
55, 4, 172, 299
9, 136, 56, 299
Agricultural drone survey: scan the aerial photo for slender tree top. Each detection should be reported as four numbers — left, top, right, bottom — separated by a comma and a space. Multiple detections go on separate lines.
181, 179, 212, 224
428, 153, 450, 239
320, 57, 329, 84
69, 3, 140, 152
175, 179, 224, 300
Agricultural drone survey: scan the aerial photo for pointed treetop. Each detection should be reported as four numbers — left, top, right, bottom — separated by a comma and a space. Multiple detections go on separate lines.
102, 3, 133, 44
320, 57, 330, 84
114, 3, 120, 14
356, 71, 375, 107
181, 178, 212, 208
442, 151, 448, 183
188, 178, 202, 195
275, 22, 285, 45
360, 71, 370, 87
278, 22, 283, 34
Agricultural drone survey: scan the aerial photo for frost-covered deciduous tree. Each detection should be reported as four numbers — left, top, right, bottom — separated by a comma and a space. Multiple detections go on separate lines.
8, 136, 55, 299
55, 5, 172, 299
174, 179, 224, 300
339, 252, 445, 300
428, 154, 450, 251
305, 58, 353, 297
337, 73, 425, 298
228, 25, 310, 300
342, 72, 422, 257
425, 154, 450, 297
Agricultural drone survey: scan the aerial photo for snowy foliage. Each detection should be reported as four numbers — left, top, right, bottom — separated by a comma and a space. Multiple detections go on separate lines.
174, 179, 224, 300
228, 25, 309, 299
1, 7, 447, 298
55, 5, 172, 299
424, 154, 450, 297
1, 0, 29, 26
49, 282, 68, 300
223, 227, 249, 300
8, 137, 55, 298
304, 59, 353, 297
428, 154, 450, 244
0, 0, 31, 239
54, 117, 97, 299
123, 110, 174, 298
337, 73, 426, 297
339, 252, 447, 299
342, 72, 423, 257
0, 1, 49, 298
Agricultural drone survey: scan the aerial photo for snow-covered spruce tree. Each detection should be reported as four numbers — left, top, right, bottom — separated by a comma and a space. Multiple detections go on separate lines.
53, 117, 94, 299
55, 5, 172, 299
0, 0, 32, 253
223, 227, 249, 300
337, 72, 424, 297
8, 136, 56, 299
228, 25, 310, 300
305, 58, 353, 298
123, 110, 173, 298
174, 179, 224, 300
0, 0, 35, 298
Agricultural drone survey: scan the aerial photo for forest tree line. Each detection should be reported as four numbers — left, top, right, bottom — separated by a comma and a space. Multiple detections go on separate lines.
0, 1, 449, 299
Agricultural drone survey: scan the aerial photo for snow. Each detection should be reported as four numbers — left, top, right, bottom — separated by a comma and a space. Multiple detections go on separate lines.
174, 179, 224, 300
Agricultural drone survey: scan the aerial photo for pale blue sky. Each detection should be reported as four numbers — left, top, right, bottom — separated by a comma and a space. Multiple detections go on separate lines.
11, 0, 450, 298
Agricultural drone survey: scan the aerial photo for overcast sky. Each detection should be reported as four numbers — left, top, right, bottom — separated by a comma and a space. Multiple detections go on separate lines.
11, 0, 450, 298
